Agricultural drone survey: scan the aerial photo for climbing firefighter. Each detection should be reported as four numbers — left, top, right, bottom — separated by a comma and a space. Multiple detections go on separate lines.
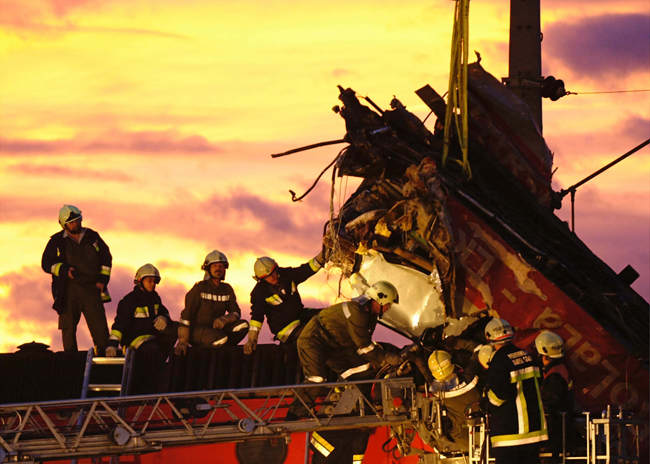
106, 264, 177, 393
296, 281, 402, 461
535, 330, 575, 462
175, 250, 249, 355
297, 280, 401, 384
41, 205, 111, 353
243, 251, 325, 356
484, 317, 548, 464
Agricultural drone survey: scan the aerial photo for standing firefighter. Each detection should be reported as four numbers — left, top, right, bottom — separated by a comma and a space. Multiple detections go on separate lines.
535, 330, 575, 461
484, 317, 548, 464
175, 250, 249, 355
244, 251, 324, 356
41, 205, 111, 353
106, 264, 176, 393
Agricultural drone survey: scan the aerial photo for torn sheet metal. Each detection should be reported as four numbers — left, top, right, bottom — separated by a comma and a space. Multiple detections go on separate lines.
346, 251, 446, 338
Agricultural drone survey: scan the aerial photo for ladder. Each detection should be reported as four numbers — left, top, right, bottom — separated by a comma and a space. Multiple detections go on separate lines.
80, 349, 134, 399
0, 378, 415, 462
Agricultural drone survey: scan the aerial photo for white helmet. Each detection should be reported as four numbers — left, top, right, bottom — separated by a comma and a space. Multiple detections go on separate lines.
58, 205, 82, 228
202, 250, 229, 270
365, 281, 399, 305
535, 330, 565, 359
484, 317, 514, 343
134, 263, 161, 284
254, 256, 278, 280
428, 350, 454, 381
476, 344, 495, 369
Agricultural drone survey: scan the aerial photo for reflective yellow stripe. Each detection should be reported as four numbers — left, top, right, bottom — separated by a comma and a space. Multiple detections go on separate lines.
250, 320, 263, 330
130, 334, 154, 349
109, 330, 122, 342
353, 454, 364, 464
180, 319, 190, 326
341, 363, 371, 379
308, 258, 321, 272
100, 265, 111, 276
490, 429, 548, 447
134, 306, 149, 317
311, 432, 334, 457
488, 389, 505, 407
357, 343, 376, 355
265, 294, 283, 306
277, 320, 300, 342
306, 376, 325, 383
51, 263, 63, 276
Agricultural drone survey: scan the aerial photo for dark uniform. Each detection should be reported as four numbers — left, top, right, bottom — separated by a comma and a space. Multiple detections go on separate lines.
181, 280, 248, 347
42, 228, 111, 352
249, 257, 322, 342
297, 298, 387, 383
108, 286, 176, 393
427, 374, 481, 454
311, 429, 371, 464
541, 359, 575, 459
486, 343, 548, 464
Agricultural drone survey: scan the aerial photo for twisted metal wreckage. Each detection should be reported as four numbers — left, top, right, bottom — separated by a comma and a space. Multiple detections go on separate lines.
278, 60, 648, 426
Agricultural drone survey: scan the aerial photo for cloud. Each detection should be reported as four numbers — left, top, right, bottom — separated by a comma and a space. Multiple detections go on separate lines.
544, 14, 650, 79
0, 129, 222, 155
7, 163, 134, 182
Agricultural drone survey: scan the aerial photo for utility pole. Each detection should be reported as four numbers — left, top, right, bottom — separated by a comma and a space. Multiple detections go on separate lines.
507, 0, 543, 132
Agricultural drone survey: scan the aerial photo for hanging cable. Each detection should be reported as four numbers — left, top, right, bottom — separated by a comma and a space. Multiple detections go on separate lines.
442, 0, 471, 178
566, 89, 650, 95
288, 148, 345, 202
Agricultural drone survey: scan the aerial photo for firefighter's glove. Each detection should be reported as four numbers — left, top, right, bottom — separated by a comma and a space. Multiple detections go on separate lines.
105, 346, 118, 357
212, 316, 227, 330
175, 340, 189, 356
243, 330, 259, 355
153, 316, 167, 331
383, 352, 402, 367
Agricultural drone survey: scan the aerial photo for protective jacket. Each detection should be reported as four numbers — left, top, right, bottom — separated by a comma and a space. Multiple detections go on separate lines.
249, 258, 321, 340
109, 287, 170, 349
181, 280, 240, 330
41, 228, 112, 314
486, 343, 548, 448
541, 359, 574, 413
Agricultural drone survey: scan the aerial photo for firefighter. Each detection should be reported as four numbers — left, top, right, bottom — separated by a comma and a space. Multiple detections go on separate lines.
426, 350, 481, 455
41, 205, 111, 353
175, 250, 249, 355
297, 280, 401, 384
106, 264, 176, 393
310, 429, 371, 464
535, 330, 575, 462
243, 251, 325, 356
484, 317, 548, 464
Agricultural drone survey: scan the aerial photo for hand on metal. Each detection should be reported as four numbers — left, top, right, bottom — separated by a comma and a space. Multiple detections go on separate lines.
175, 340, 189, 356
105, 346, 118, 357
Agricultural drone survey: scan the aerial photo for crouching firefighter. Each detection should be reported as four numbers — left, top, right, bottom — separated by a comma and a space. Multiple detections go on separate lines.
424, 350, 481, 456
175, 250, 249, 355
106, 264, 177, 393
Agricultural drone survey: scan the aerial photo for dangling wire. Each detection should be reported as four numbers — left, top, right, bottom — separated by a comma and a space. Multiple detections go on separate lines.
442, 0, 471, 178
289, 148, 344, 202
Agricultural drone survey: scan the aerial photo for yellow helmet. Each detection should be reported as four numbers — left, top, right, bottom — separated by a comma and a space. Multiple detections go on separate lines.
202, 250, 229, 270
535, 330, 565, 358
365, 281, 399, 305
476, 344, 495, 369
428, 350, 455, 381
134, 263, 161, 284
484, 317, 514, 343
254, 256, 278, 280
58, 205, 82, 228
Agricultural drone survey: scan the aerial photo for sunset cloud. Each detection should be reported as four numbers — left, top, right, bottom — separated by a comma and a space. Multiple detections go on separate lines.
0, 129, 221, 155
544, 14, 650, 79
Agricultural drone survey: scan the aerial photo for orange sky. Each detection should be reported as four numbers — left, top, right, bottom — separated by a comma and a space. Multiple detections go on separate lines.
1, 0, 648, 352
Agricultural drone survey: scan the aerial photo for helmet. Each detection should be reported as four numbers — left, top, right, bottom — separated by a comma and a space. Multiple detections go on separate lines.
476, 344, 495, 369
134, 263, 161, 284
535, 330, 565, 359
484, 317, 514, 343
365, 281, 399, 305
428, 350, 454, 381
254, 257, 278, 280
58, 205, 82, 228
202, 250, 229, 270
